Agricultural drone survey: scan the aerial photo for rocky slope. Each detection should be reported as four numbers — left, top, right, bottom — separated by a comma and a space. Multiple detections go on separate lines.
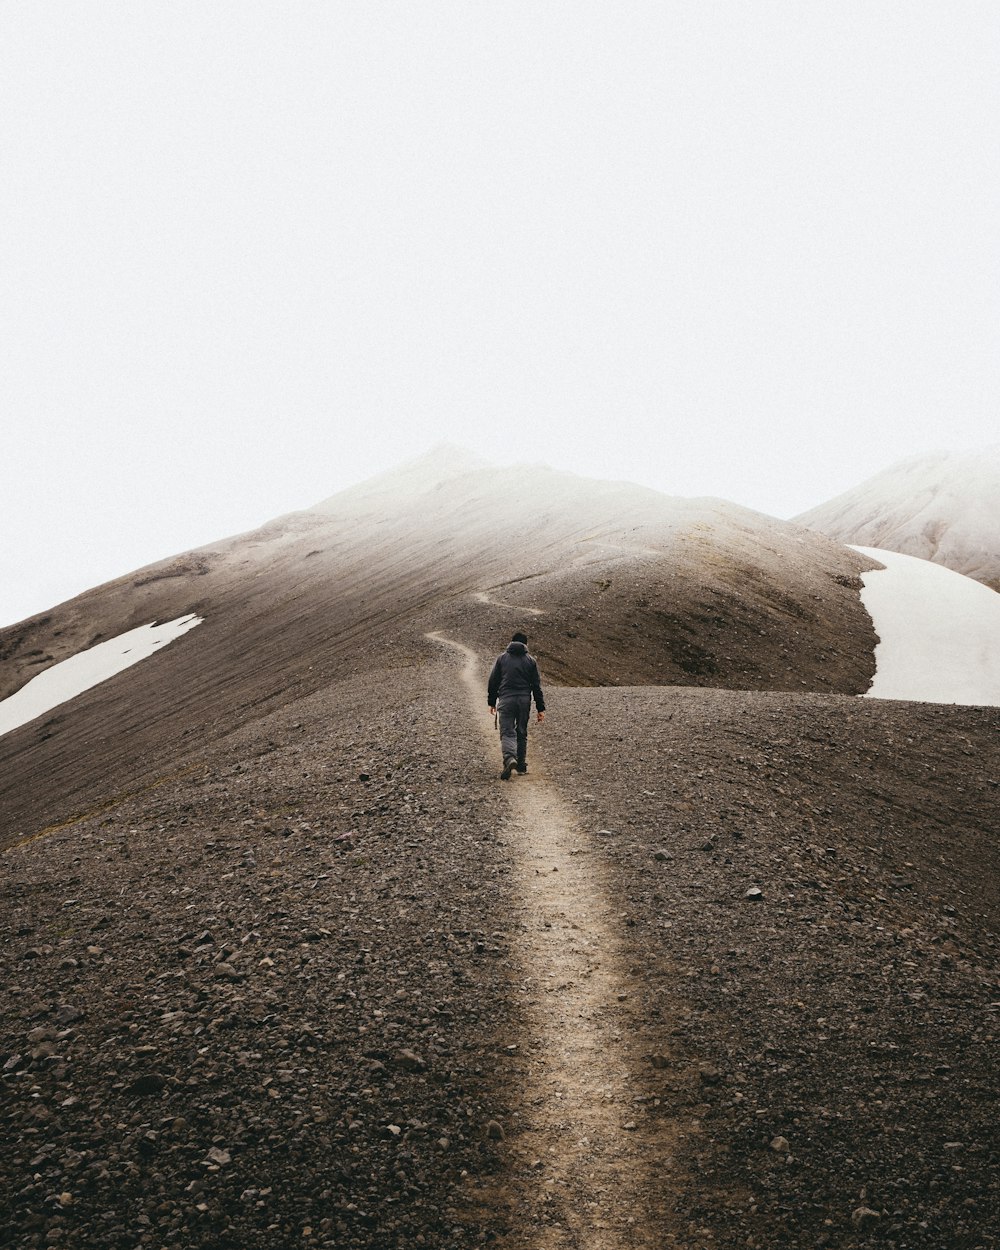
1, 640, 997, 1249
1, 659, 517, 1249
2, 452, 997, 1249
544, 684, 999, 1248
0, 451, 876, 846
796, 447, 1000, 591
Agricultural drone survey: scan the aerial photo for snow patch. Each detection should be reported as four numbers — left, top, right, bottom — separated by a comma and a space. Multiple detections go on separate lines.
0, 614, 203, 738
852, 547, 1000, 706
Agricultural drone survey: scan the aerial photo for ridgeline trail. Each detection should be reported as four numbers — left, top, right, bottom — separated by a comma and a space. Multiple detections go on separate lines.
427, 633, 679, 1248
471, 591, 546, 616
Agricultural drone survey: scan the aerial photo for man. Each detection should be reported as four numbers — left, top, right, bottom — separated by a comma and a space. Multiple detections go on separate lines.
487, 631, 546, 780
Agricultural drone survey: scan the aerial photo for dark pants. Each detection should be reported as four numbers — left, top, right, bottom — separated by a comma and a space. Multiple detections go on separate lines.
497, 694, 531, 764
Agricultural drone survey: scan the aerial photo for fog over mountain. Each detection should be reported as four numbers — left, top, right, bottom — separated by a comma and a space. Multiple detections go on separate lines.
0, 447, 882, 840
796, 446, 1000, 591
1, 450, 997, 1250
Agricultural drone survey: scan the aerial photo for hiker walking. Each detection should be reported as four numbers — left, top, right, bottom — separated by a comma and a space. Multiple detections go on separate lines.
487, 631, 545, 779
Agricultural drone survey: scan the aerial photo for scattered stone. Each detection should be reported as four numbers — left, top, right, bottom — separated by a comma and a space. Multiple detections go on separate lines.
745, 887, 764, 901
485, 1120, 505, 1141
126, 1073, 166, 1096
851, 1207, 881, 1229
2, 625, 997, 1250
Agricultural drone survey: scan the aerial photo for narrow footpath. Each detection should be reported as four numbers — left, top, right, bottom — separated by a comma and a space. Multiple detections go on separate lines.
427, 633, 679, 1249
471, 591, 545, 616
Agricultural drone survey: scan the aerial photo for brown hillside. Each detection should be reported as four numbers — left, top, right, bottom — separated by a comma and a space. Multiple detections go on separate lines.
7, 457, 993, 1248
0, 457, 875, 846
1, 639, 997, 1249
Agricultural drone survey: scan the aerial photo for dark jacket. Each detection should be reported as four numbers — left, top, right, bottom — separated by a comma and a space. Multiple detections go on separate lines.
487, 641, 545, 711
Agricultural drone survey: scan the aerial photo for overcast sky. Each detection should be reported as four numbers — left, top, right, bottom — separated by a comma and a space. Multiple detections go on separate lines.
2, 2, 998, 628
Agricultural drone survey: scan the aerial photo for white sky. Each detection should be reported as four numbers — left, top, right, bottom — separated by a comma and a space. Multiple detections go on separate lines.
2, 2, 998, 628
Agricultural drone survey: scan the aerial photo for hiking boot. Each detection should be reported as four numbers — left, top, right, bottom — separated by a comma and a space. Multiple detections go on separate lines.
515, 761, 527, 774
501, 757, 516, 780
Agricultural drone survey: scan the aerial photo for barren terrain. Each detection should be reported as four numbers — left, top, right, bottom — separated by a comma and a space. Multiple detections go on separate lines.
2, 460, 998, 1248
3, 629, 998, 1248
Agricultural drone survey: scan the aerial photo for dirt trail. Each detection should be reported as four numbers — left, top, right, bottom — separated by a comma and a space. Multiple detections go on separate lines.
471, 540, 661, 617
568, 538, 662, 567
472, 590, 545, 616
427, 633, 678, 1248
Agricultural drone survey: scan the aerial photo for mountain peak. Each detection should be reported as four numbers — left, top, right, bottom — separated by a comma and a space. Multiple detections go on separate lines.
307, 444, 493, 512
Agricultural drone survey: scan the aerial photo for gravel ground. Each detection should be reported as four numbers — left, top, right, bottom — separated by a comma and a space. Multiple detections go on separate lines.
3, 638, 999, 1249
542, 685, 1000, 1249
1, 658, 521, 1250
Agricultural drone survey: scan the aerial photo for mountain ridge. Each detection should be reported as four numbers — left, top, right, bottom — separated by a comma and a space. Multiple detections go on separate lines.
796, 445, 1000, 590
1, 450, 998, 1249
1, 454, 878, 848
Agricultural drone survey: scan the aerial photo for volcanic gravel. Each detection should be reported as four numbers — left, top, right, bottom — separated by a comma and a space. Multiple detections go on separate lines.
2, 641, 999, 1249
543, 685, 1000, 1249
1, 661, 522, 1250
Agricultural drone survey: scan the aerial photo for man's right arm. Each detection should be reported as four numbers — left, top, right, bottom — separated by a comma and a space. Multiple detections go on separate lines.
487, 657, 502, 707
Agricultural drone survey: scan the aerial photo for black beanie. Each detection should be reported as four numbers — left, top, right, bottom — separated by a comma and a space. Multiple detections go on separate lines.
511, 632, 528, 645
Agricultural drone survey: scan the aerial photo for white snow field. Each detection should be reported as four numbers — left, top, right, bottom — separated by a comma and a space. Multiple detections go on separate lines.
852, 547, 1000, 707
0, 615, 202, 738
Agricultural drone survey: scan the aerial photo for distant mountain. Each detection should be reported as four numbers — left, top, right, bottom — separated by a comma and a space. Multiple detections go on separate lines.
795, 447, 1000, 591
1, 446, 877, 842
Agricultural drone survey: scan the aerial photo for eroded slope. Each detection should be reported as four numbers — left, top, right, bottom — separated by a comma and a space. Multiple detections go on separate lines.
1, 459, 876, 847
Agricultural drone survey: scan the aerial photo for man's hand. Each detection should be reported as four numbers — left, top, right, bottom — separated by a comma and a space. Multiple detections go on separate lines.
490, 706, 497, 719
537, 711, 545, 724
